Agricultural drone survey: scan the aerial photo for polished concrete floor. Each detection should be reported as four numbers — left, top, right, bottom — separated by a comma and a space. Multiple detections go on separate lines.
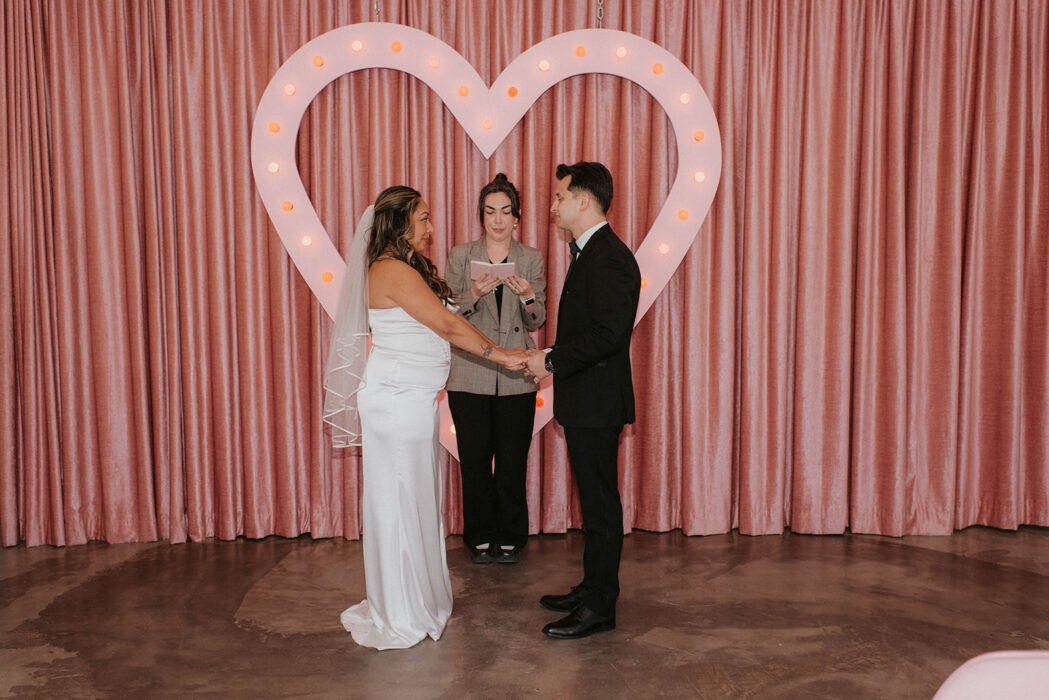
2, 527, 1048, 698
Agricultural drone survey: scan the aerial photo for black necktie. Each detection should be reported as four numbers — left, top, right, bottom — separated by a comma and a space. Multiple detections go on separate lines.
569, 240, 581, 259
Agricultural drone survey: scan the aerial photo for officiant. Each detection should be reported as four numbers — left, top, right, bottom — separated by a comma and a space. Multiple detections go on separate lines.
445, 173, 547, 566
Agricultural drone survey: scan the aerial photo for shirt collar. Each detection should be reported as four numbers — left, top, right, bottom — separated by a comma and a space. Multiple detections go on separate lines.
575, 221, 607, 251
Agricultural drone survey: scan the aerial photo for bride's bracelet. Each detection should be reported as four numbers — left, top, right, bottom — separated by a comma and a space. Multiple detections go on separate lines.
482, 343, 494, 358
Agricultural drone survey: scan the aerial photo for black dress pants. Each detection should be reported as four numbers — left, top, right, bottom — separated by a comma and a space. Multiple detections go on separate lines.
562, 425, 624, 617
448, 391, 536, 548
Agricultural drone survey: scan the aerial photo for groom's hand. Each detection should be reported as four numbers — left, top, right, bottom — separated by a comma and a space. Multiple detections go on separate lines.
523, 349, 550, 382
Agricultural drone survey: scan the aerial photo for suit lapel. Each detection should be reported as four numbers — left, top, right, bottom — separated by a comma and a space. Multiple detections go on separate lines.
562, 225, 608, 292
557, 226, 612, 343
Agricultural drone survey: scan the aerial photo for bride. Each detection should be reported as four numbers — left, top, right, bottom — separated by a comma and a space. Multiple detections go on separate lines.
323, 186, 526, 650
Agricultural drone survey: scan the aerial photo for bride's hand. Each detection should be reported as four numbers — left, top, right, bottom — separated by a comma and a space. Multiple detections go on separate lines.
496, 347, 529, 370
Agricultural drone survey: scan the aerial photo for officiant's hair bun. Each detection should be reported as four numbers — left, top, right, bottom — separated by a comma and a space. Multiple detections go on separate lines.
478, 173, 522, 226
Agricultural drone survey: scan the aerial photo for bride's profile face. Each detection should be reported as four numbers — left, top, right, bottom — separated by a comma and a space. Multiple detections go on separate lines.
406, 199, 434, 253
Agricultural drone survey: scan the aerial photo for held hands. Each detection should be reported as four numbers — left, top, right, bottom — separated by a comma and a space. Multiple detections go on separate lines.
493, 347, 529, 371
486, 346, 538, 375
470, 273, 501, 302
522, 349, 550, 383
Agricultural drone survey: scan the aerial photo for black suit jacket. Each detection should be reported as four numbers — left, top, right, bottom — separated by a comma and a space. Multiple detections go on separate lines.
548, 224, 642, 428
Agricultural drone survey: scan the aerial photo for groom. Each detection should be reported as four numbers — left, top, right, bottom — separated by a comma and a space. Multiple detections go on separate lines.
525, 161, 641, 639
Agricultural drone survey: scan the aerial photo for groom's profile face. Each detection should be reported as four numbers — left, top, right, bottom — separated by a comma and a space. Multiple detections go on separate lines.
550, 175, 580, 234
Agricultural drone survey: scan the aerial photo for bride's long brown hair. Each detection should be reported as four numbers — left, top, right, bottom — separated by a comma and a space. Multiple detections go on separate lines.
367, 185, 452, 302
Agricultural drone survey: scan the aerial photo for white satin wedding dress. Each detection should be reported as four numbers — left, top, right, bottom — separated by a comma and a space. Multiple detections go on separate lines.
340, 306, 454, 650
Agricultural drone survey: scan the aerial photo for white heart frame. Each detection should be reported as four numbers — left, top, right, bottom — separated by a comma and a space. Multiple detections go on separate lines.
250, 23, 721, 457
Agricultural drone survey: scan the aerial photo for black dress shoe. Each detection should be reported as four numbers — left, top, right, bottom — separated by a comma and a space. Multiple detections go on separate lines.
542, 606, 616, 639
495, 546, 522, 565
539, 585, 587, 612
469, 545, 493, 565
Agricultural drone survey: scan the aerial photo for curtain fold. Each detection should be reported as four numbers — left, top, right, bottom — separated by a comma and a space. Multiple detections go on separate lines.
2, 0, 1047, 547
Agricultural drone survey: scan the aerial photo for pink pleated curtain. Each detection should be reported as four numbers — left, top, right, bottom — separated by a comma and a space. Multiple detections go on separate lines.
2, 0, 1046, 547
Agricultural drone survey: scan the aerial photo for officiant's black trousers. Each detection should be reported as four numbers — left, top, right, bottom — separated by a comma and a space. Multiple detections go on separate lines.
448, 390, 536, 549
563, 425, 624, 617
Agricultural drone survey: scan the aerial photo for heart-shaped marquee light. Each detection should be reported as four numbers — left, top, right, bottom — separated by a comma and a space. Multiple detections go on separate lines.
251, 23, 721, 458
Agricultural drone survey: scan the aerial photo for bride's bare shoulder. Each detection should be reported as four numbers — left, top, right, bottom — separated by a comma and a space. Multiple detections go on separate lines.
369, 257, 413, 277
369, 257, 424, 305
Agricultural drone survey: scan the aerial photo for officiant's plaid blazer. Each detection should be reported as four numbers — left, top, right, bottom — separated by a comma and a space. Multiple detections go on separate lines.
444, 238, 547, 396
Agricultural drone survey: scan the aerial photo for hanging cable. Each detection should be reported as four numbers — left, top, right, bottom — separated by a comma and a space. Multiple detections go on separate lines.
597, 0, 604, 28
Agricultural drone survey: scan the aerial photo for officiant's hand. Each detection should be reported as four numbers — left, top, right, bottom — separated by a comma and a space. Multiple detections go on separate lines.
470, 273, 500, 302
504, 274, 534, 300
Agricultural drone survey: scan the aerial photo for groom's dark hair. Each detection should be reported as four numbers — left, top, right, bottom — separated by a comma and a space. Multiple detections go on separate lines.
556, 161, 613, 214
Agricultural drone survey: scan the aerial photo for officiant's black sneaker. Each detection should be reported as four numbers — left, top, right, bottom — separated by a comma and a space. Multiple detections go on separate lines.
542, 606, 616, 639
539, 585, 587, 612
469, 545, 494, 565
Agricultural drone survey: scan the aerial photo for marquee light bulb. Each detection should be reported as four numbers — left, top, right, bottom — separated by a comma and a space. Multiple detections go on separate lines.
267, 162, 279, 173
268, 121, 281, 133
678, 209, 689, 220
615, 47, 627, 58
575, 46, 586, 57
391, 41, 402, 53
281, 201, 294, 212
652, 63, 664, 75
322, 272, 334, 283
658, 243, 670, 255
312, 55, 325, 67
538, 59, 550, 71
694, 171, 705, 183
282, 84, 295, 96
458, 85, 469, 96
351, 40, 363, 52
679, 93, 691, 105
301, 235, 313, 247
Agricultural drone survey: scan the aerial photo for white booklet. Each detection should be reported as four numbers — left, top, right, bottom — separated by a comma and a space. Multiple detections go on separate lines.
470, 260, 516, 281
